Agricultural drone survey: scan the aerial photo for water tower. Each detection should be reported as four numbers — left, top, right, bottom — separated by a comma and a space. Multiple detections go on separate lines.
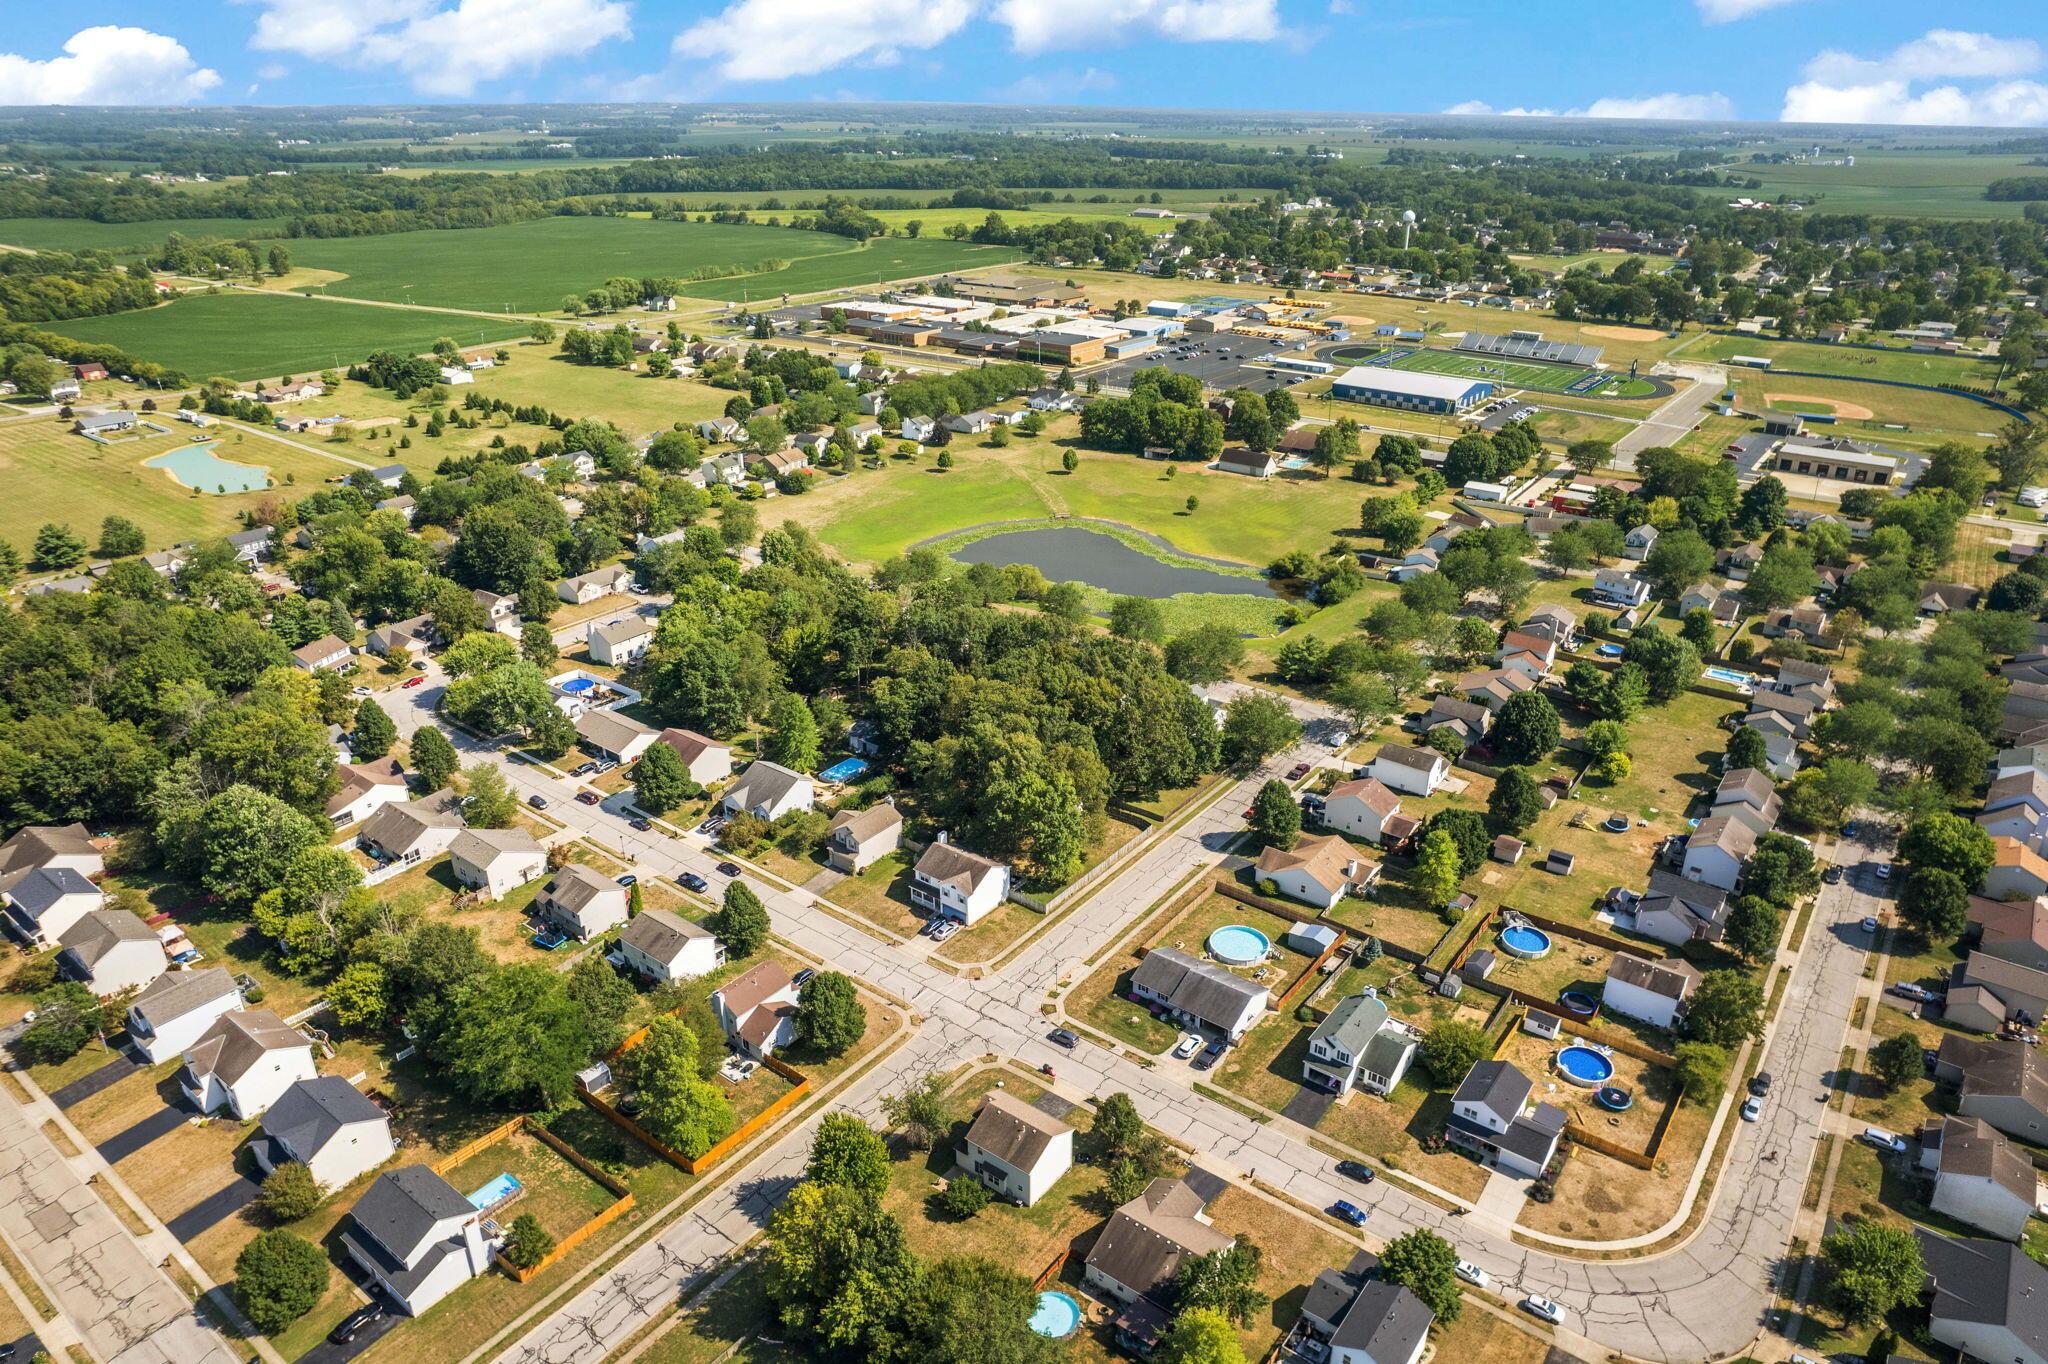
1401, 209, 1417, 250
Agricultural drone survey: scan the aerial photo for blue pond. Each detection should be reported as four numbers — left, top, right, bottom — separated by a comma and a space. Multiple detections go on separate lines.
1499, 924, 1552, 959
950, 528, 1276, 600
1557, 1046, 1616, 1087
1207, 924, 1271, 966
1029, 1291, 1081, 1339
145, 443, 269, 493
468, 1173, 522, 1210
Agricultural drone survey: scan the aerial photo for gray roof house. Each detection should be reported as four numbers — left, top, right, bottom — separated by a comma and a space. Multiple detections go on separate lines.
341, 1165, 496, 1316
55, 909, 165, 998
1920, 1116, 2037, 1241
1328, 1281, 1434, 1364
1629, 869, 1733, 948
1128, 947, 1269, 1043
613, 907, 722, 984
536, 864, 630, 941
127, 966, 243, 1064
256, 1075, 397, 1194
0, 865, 104, 944
1082, 1178, 1234, 1349
1302, 992, 1418, 1097
358, 790, 467, 867
719, 761, 815, 822
1917, 1229, 2048, 1364
957, 1090, 1074, 1208
1444, 1059, 1565, 1179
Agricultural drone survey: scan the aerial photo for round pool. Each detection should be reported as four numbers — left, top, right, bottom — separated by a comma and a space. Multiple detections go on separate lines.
1595, 1086, 1634, 1112
559, 677, 596, 695
1499, 924, 1552, 959
1030, 1290, 1082, 1339
1595, 643, 1625, 658
1208, 925, 1272, 967
1557, 1045, 1616, 1087
1557, 990, 1599, 1019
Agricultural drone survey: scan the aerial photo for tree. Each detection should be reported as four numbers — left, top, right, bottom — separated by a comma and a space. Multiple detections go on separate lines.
621, 1016, 734, 1159
462, 762, 519, 829
1488, 767, 1542, 835
1899, 812, 1996, 889
1725, 896, 1783, 962
902, 1256, 1063, 1364
503, 1212, 554, 1270
1174, 1242, 1267, 1325
566, 951, 637, 1053
764, 693, 820, 773
196, 785, 324, 907
805, 1112, 891, 1197
1899, 867, 1970, 941
1869, 1031, 1923, 1093
259, 1161, 323, 1223
1414, 829, 1463, 909
1378, 1229, 1463, 1322
1251, 779, 1300, 849
1685, 969, 1765, 1045
1725, 726, 1769, 774
631, 740, 694, 815
409, 726, 459, 792
1165, 625, 1246, 684
16, 983, 106, 1064
1745, 833, 1820, 908
881, 1072, 950, 1151
97, 515, 145, 558
441, 964, 593, 1109
1154, 1308, 1246, 1364
234, 1230, 328, 1333
1220, 694, 1300, 771
712, 881, 769, 957
32, 522, 85, 571
794, 971, 866, 1056
1422, 1019, 1489, 1085
1672, 1042, 1728, 1102
937, 1176, 992, 1218
350, 699, 396, 761
1109, 595, 1166, 644
1822, 1221, 1923, 1327
1565, 439, 1611, 477
327, 961, 388, 1031
763, 1180, 919, 1354
1092, 1092, 1146, 1159
1623, 628, 1699, 704
1490, 692, 1560, 765
1641, 528, 1713, 599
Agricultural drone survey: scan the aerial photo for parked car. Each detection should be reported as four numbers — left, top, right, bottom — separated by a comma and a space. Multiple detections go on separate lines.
1455, 1259, 1488, 1288
1172, 1034, 1202, 1060
573, 762, 598, 777
617, 874, 637, 887
1330, 1200, 1369, 1226
575, 791, 600, 805
1288, 762, 1312, 780
351, 685, 371, 697
1889, 982, 1936, 1003
329, 1301, 386, 1345
716, 861, 742, 877
527, 795, 548, 810
1748, 1072, 1772, 1096
793, 968, 816, 987
1824, 866, 1843, 884
678, 872, 708, 892
1048, 1028, 1079, 1049
1740, 1095, 1763, 1122
403, 675, 425, 688
1860, 1127, 1909, 1153
1334, 1160, 1376, 1184
1861, 916, 1880, 932
929, 920, 959, 942
629, 817, 652, 831
1193, 1040, 1224, 1071
1520, 1295, 1564, 1325
595, 760, 619, 774
1875, 863, 1891, 881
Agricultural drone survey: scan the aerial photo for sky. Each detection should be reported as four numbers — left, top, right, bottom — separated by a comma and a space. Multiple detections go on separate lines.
0, 0, 2045, 127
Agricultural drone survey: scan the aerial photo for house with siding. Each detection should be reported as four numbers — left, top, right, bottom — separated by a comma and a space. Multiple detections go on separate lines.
1129, 947, 1269, 1043
181, 1010, 316, 1120
446, 829, 547, 901
1444, 1060, 1565, 1178
127, 967, 243, 1064
1917, 1229, 2048, 1364
256, 1076, 397, 1194
613, 908, 722, 984
536, 864, 630, 942
1602, 954, 1700, 1030
55, 910, 165, 998
1920, 1117, 2037, 1240
1301, 993, 1417, 1097
825, 802, 903, 875
1937, 1035, 2048, 1143
908, 837, 1010, 925
1255, 834, 1377, 911
654, 729, 733, 786
340, 1166, 498, 1317
1082, 1178, 1235, 1353
956, 1091, 1073, 1207
711, 959, 800, 1058
1321, 779, 1403, 844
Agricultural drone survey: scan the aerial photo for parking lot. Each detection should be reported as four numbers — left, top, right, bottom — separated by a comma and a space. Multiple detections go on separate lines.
1090, 335, 1308, 395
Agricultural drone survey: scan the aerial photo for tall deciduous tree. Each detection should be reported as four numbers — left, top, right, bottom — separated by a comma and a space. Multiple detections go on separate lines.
804, 1113, 891, 1197
620, 1016, 734, 1159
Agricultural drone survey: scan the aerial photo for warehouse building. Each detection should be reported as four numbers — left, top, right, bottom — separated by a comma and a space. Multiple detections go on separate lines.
1331, 367, 1492, 414
1771, 440, 1898, 486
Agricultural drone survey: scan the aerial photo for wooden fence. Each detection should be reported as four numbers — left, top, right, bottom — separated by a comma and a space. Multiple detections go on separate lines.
1031, 1248, 1070, 1292
429, 1115, 637, 1283
582, 1049, 812, 1176
1209, 882, 1343, 1012
1511, 907, 1640, 957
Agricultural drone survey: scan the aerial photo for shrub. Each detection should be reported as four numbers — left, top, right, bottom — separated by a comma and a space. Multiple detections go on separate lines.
260, 1162, 324, 1223
503, 1212, 554, 1270
234, 1230, 328, 1333
937, 1177, 993, 1218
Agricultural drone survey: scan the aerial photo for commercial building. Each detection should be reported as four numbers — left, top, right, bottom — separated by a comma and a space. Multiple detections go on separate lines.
1330, 366, 1492, 414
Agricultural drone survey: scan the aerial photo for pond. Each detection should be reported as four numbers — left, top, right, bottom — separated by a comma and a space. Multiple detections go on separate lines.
145, 443, 270, 494
949, 528, 1276, 600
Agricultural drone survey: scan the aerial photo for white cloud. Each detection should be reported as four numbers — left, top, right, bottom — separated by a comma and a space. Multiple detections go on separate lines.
994, 0, 1282, 55
0, 26, 221, 104
1443, 92, 1733, 121
257, 62, 290, 80
1327, 0, 1354, 12
1001, 66, 1117, 101
1695, 0, 1805, 22
1783, 29, 2048, 126
673, 0, 977, 81
247, 0, 630, 97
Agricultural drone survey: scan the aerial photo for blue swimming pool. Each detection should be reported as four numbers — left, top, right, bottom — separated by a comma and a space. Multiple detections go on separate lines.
1595, 643, 1624, 658
1557, 1045, 1616, 1087
1499, 924, 1552, 959
467, 1173, 522, 1210
818, 757, 869, 783
1029, 1291, 1081, 1339
1702, 665, 1757, 689
1207, 925, 1271, 966
559, 677, 597, 694
145, 443, 269, 493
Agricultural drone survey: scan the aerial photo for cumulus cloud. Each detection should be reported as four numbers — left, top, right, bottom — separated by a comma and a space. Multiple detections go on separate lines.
246, 0, 630, 97
1695, 0, 1806, 22
674, 0, 977, 81
0, 26, 221, 104
1444, 92, 1733, 121
994, 0, 1282, 55
1783, 29, 2048, 126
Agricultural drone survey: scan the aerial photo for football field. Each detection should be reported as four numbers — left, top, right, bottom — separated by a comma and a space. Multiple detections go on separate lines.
1383, 347, 1656, 397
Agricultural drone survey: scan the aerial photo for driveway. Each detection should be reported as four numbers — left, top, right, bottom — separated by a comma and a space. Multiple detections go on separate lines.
44, 1049, 143, 1110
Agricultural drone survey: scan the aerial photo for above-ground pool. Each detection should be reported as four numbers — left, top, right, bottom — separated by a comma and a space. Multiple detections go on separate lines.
1702, 665, 1758, 690
1029, 1291, 1081, 1339
1557, 989, 1600, 1019
1208, 925, 1272, 966
818, 757, 869, 784
1499, 923, 1552, 959
558, 677, 597, 695
145, 444, 270, 494
1595, 643, 1625, 658
467, 1173, 523, 1210
1557, 1045, 1617, 1087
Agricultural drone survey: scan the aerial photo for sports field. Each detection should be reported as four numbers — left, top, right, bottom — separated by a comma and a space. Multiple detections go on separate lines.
54, 291, 527, 380
1689, 332, 2004, 389
0, 216, 291, 253
1332, 343, 1660, 399
674, 237, 1022, 302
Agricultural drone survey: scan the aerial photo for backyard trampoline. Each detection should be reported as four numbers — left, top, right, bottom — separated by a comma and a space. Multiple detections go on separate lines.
1557, 989, 1600, 1019
1595, 1086, 1634, 1112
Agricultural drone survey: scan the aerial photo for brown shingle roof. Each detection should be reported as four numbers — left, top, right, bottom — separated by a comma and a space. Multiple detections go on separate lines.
717, 960, 794, 1021
964, 1090, 1070, 1173
1326, 778, 1399, 816
1085, 1178, 1233, 1303
185, 1010, 306, 1085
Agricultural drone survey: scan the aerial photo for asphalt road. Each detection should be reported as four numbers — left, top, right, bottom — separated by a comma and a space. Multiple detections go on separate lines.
1613, 362, 1727, 465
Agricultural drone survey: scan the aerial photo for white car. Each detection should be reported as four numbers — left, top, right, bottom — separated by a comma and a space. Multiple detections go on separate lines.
1454, 1259, 1488, 1288
351, 685, 371, 696
1875, 863, 1892, 881
1172, 1034, 1202, 1060
1520, 1295, 1564, 1325
1740, 1095, 1763, 1122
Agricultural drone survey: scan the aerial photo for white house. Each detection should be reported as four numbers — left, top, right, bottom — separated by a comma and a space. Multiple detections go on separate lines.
358, 791, 467, 868
536, 864, 630, 942
1322, 778, 1403, 844
1986, 838, 2048, 901
0, 823, 103, 880
1593, 567, 1652, 608
654, 728, 733, 786
1623, 523, 1660, 560
575, 708, 659, 764
958, 1090, 1074, 1207
127, 967, 243, 1064
0, 866, 105, 946
1983, 770, 2048, 846
825, 802, 903, 875
257, 1076, 398, 1194
1713, 768, 1782, 838
1921, 1117, 2036, 1241
1602, 954, 1701, 1031
711, 959, 800, 1058
437, 366, 473, 386
1082, 1178, 1234, 1333
1444, 1060, 1565, 1179
613, 908, 723, 985
1301, 993, 1418, 1097
1370, 743, 1448, 797
555, 564, 633, 605
1681, 812, 1757, 893
290, 634, 354, 673
1129, 947, 1269, 1043
55, 910, 165, 998
1919, 1230, 2048, 1364
588, 617, 655, 668
1629, 871, 1733, 948
181, 1009, 317, 1119
720, 761, 815, 822
902, 415, 937, 442
1255, 834, 1377, 911
326, 758, 410, 828
340, 1166, 499, 1316
446, 829, 547, 901
908, 836, 1011, 925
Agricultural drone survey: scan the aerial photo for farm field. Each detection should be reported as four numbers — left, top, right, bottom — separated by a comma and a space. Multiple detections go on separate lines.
0, 215, 291, 252
53, 290, 529, 380
1737, 150, 2042, 219
284, 217, 856, 311
675, 237, 1023, 302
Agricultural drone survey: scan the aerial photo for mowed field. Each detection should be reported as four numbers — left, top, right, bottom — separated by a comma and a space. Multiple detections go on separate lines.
1689, 332, 2004, 388
674, 237, 1022, 301
0, 216, 292, 253
285, 217, 856, 311
54, 291, 529, 380
1378, 345, 1658, 398
1718, 367, 2007, 449
1734, 150, 2043, 219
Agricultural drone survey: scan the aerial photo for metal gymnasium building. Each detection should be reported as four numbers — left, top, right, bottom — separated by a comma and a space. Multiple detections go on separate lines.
1330, 367, 1492, 414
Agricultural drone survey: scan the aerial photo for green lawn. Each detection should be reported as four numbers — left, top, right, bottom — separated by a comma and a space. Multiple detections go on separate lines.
53, 291, 529, 380
1692, 333, 2003, 390
675, 238, 1023, 301
0, 216, 291, 252
1741, 149, 2044, 219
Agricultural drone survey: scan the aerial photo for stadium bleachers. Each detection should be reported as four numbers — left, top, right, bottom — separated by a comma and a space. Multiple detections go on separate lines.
1458, 330, 1605, 368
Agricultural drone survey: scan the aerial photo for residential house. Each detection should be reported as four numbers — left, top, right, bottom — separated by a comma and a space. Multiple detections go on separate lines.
1421, 696, 1491, 748
1630, 870, 1733, 948
256, 1076, 397, 1194
1923, 582, 1982, 615
357, 790, 466, 868
366, 615, 435, 661
1920, 1117, 2037, 1240
957, 1091, 1074, 1207
1748, 688, 1820, 740
327, 758, 409, 829
901, 415, 937, 442
1937, 1036, 2048, 1143
1389, 548, 1438, 583
1762, 605, 1829, 644
1255, 834, 1378, 911
181, 1010, 316, 1119
1522, 605, 1577, 648
1495, 629, 1558, 678
711, 959, 800, 1058
1968, 896, 2048, 973
1371, 743, 1449, 797
654, 728, 733, 786
1623, 524, 1660, 560
377, 494, 417, 524
1323, 778, 1404, 844
1714, 768, 1782, 836
368, 464, 406, 489
613, 908, 722, 985
1603, 954, 1701, 1030
1082, 1178, 1235, 1351
227, 527, 274, 563
1721, 543, 1766, 581
1739, 714, 1803, 779
825, 802, 903, 875
537, 864, 630, 942
55, 910, 165, 998
1593, 567, 1652, 608
1214, 449, 1277, 478
127, 967, 243, 1064
1128, 947, 1270, 1042
1302, 993, 1418, 1097
1444, 1060, 1566, 1179
555, 564, 633, 605
340, 1166, 498, 1317
761, 448, 814, 480
1946, 954, 2048, 1033
575, 708, 658, 764
1681, 812, 1757, 892
0, 866, 105, 945
909, 836, 1012, 925
473, 589, 520, 634
697, 417, 742, 443
720, 761, 814, 822
75, 409, 137, 437
1455, 667, 1538, 712
0, 823, 101, 879
1984, 770, 2048, 848
291, 634, 354, 673
1773, 657, 1836, 705
1985, 839, 2048, 900
446, 829, 547, 901
1917, 1229, 2048, 1364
